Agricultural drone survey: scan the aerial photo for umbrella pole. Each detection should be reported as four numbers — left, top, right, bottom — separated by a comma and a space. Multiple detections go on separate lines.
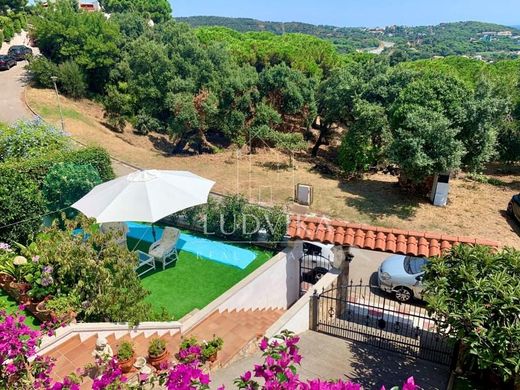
152, 224, 157, 242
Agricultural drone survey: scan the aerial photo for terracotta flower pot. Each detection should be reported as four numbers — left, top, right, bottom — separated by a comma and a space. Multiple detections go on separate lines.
34, 301, 52, 322
119, 355, 136, 374
8, 281, 30, 301
0, 273, 14, 287
207, 352, 218, 363
148, 350, 169, 370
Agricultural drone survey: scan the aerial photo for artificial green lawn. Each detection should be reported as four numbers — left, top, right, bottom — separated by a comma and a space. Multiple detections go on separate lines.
127, 237, 274, 320
0, 289, 40, 329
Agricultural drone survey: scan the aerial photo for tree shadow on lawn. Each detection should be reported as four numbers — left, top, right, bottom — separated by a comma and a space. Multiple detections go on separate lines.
337, 177, 425, 221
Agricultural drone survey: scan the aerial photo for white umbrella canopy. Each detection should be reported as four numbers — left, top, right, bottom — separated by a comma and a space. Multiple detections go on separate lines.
72, 170, 215, 223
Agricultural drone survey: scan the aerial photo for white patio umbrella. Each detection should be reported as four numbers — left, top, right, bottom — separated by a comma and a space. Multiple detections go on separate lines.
71, 170, 215, 224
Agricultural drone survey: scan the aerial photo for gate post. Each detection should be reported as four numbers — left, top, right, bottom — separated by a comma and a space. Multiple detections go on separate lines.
309, 290, 319, 331
331, 245, 354, 318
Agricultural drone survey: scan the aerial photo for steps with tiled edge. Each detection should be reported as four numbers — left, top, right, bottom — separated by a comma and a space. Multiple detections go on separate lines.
44, 328, 182, 387
44, 308, 284, 385
185, 308, 285, 368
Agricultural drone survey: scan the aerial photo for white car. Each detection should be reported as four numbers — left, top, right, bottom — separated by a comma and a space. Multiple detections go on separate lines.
377, 255, 428, 302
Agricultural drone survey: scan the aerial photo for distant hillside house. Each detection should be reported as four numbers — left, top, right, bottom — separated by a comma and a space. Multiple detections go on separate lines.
78, 0, 100, 12
41, 0, 100, 11
498, 30, 513, 37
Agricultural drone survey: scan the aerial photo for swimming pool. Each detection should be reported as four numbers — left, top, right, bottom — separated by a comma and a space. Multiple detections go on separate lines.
126, 222, 257, 269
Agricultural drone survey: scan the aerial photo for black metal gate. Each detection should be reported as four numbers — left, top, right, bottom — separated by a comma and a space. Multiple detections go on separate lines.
299, 253, 332, 296
311, 281, 455, 366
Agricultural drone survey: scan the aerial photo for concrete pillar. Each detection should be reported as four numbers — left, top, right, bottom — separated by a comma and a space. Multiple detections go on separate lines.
331, 245, 354, 319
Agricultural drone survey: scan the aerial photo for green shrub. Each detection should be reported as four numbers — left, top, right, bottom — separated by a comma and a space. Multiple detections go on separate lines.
42, 163, 102, 213
26, 56, 60, 89
22, 218, 158, 324
12, 18, 21, 34
0, 146, 115, 185
58, 61, 87, 99
172, 194, 287, 247
0, 170, 46, 245
134, 113, 162, 135
0, 31, 4, 45
0, 120, 71, 162
0, 17, 14, 42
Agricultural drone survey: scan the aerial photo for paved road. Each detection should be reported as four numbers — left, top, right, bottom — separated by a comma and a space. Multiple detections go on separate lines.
0, 31, 38, 125
211, 331, 449, 389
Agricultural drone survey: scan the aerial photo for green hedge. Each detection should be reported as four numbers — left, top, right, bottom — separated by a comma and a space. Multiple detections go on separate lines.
0, 146, 115, 185
0, 170, 46, 245
0, 147, 114, 243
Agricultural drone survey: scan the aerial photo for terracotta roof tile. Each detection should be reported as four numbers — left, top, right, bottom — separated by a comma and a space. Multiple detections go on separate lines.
287, 216, 500, 257
406, 236, 418, 255
353, 229, 366, 247
374, 232, 386, 251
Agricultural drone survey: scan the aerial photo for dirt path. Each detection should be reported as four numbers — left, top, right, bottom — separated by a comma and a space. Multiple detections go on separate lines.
25, 87, 520, 248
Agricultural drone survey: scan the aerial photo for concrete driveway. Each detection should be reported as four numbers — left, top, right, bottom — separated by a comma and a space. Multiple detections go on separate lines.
0, 31, 39, 125
211, 331, 449, 389
349, 247, 390, 286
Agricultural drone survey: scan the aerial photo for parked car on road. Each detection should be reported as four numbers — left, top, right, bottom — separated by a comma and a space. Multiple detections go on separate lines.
507, 194, 520, 223
7, 45, 33, 61
377, 254, 428, 302
300, 241, 334, 284
0, 55, 17, 70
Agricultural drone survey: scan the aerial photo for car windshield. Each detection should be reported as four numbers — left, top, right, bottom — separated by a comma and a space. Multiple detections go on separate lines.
403, 256, 428, 274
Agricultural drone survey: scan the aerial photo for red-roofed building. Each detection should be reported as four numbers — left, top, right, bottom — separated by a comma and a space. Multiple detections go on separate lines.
287, 215, 499, 257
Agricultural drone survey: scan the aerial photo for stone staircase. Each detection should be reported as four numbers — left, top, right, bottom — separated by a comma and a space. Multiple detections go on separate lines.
45, 330, 181, 389
44, 308, 284, 388
185, 308, 285, 368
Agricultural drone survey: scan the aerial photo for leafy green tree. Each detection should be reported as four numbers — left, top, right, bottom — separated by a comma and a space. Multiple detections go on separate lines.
388, 106, 465, 190
424, 245, 520, 387
26, 56, 60, 88
99, 0, 172, 23
259, 63, 317, 131
31, 0, 122, 92
0, 16, 14, 41
0, 0, 27, 14
459, 78, 507, 172
58, 60, 87, 99
338, 100, 391, 174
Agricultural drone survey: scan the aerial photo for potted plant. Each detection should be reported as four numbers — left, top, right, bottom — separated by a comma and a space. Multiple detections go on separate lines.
147, 337, 169, 370
9, 256, 31, 300
45, 294, 79, 324
117, 341, 135, 373
202, 336, 224, 363
0, 244, 15, 287
34, 296, 53, 322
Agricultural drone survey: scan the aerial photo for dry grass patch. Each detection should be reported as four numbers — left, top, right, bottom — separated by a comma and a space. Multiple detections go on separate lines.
26, 87, 520, 248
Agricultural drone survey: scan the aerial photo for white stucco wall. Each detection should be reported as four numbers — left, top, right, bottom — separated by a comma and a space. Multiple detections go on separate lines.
218, 243, 302, 312
265, 269, 339, 337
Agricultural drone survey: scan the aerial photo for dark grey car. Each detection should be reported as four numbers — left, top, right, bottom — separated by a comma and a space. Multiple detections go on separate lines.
0, 55, 17, 70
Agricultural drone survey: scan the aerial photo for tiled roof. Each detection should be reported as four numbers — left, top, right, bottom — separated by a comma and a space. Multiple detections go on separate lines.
287, 215, 499, 257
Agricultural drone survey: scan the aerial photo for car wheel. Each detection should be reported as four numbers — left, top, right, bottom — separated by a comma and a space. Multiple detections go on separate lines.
312, 267, 329, 283
394, 287, 413, 302
507, 201, 514, 216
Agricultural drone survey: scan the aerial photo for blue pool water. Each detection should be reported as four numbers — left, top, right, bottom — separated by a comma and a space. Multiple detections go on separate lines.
126, 222, 257, 269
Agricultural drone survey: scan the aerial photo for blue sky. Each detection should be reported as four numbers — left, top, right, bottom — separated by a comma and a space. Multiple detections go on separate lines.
170, 0, 520, 28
